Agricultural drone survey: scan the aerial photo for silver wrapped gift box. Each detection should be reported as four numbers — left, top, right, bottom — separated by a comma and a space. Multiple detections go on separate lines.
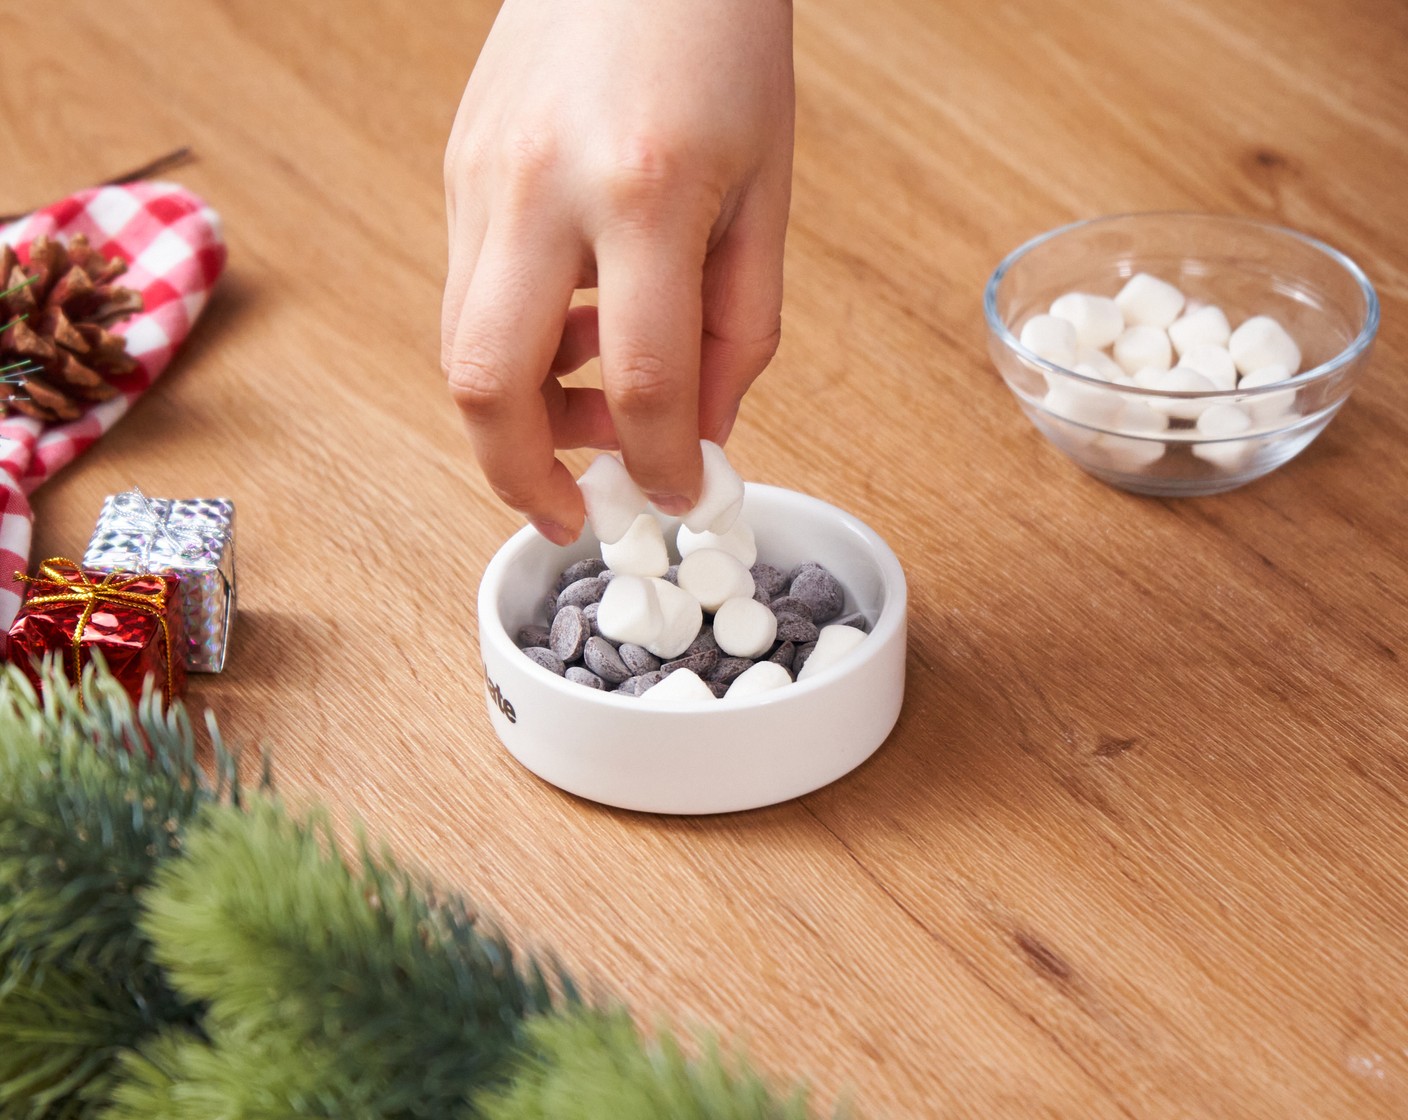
82, 489, 236, 672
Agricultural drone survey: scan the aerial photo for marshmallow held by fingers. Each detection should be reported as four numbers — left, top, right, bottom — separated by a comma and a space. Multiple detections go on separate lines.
578, 454, 648, 545
679, 441, 745, 534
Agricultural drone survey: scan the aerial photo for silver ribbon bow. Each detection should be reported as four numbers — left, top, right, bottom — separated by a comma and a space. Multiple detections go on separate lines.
110, 487, 211, 570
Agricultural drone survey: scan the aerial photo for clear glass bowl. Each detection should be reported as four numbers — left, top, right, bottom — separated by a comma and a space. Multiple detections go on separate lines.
983, 213, 1379, 496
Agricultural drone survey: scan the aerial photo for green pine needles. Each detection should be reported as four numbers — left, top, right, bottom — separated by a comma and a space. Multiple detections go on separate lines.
0, 661, 826, 1119
0, 659, 232, 1118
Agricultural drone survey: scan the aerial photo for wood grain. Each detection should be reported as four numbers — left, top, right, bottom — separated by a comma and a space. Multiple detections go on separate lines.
3, 0, 1406, 1114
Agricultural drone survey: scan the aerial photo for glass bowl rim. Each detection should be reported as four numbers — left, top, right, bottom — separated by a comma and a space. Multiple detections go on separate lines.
982, 211, 1381, 398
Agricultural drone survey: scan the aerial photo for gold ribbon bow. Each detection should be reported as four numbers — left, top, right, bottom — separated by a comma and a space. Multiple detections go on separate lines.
15, 558, 176, 705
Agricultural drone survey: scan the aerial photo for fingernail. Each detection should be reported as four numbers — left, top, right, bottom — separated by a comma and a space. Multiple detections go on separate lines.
530, 518, 576, 547
647, 493, 693, 516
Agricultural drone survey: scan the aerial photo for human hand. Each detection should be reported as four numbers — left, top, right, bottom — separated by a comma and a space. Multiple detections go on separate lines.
442, 0, 794, 543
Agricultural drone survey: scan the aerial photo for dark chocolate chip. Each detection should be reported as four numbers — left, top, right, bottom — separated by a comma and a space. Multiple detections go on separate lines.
516, 624, 551, 649
793, 640, 818, 676
556, 576, 608, 612
709, 657, 754, 686
522, 647, 566, 675
565, 666, 604, 689
750, 562, 787, 601
549, 605, 591, 662
663, 564, 680, 585
775, 614, 819, 644
583, 635, 631, 684
789, 566, 844, 623
663, 648, 719, 677
833, 611, 869, 631
768, 596, 813, 621
583, 601, 600, 635
684, 625, 718, 657
616, 671, 664, 697
556, 558, 608, 592
618, 643, 661, 676
767, 641, 796, 676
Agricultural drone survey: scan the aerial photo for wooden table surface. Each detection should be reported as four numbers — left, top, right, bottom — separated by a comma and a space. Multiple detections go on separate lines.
6, 0, 1407, 1115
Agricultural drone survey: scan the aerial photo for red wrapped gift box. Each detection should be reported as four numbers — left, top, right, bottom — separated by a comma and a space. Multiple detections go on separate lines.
7, 558, 186, 706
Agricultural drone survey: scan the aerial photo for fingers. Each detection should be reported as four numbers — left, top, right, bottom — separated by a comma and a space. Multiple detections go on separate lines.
698, 178, 790, 444
441, 205, 488, 365
595, 215, 710, 514
543, 385, 617, 450
446, 216, 584, 543
545, 305, 616, 450
550, 304, 600, 376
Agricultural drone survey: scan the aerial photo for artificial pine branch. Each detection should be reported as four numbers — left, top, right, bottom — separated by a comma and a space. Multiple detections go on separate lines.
109, 796, 564, 1119
0, 659, 245, 1120
477, 1010, 821, 1120
0, 660, 831, 1120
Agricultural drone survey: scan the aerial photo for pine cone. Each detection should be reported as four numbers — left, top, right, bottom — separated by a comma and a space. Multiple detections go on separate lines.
0, 234, 143, 422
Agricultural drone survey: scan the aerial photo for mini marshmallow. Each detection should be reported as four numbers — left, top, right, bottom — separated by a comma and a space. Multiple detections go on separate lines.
1193, 403, 1255, 469
1075, 348, 1125, 381
1133, 366, 1217, 420
712, 596, 778, 659
577, 454, 647, 545
1238, 365, 1298, 427
1229, 316, 1301, 376
1196, 402, 1253, 437
677, 549, 755, 613
796, 624, 868, 682
680, 440, 745, 534
1093, 401, 1168, 469
1114, 273, 1185, 328
645, 577, 704, 660
639, 667, 716, 704
1049, 292, 1125, 350
1113, 325, 1173, 375
1044, 379, 1123, 428
724, 660, 793, 700
595, 574, 663, 648
600, 512, 669, 577
1168, 304, 1231, 355
1178, 344, 1238, 390
676, 518, 757, 567
1018, 314, 1078, 367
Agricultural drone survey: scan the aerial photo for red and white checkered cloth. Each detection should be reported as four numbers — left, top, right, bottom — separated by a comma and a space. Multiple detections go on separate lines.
0, 182, 226, 645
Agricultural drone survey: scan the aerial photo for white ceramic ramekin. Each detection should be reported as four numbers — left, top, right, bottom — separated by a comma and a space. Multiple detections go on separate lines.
476, 483, 907, 814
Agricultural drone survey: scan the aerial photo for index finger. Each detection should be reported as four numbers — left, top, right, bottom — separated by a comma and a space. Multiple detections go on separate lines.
446, 218, 583, 543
